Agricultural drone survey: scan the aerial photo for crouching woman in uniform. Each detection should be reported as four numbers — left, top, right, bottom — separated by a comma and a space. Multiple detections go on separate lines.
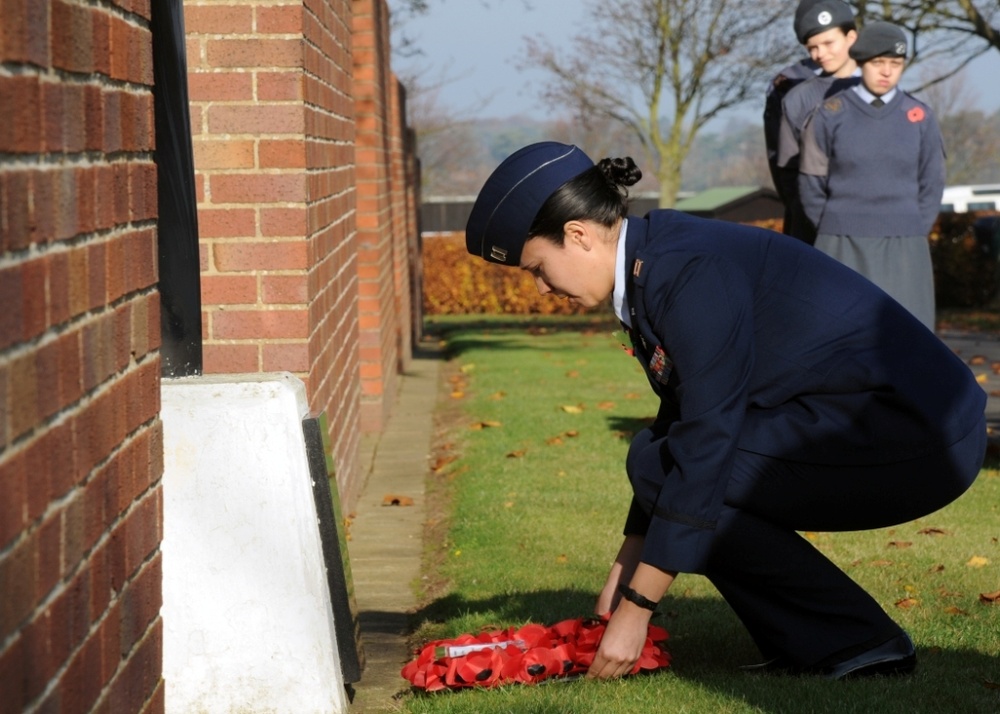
463, 142, 986, 680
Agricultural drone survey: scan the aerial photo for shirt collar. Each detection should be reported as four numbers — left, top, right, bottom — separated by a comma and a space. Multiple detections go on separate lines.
613, 218, 631, 327
853, 83, 897, 105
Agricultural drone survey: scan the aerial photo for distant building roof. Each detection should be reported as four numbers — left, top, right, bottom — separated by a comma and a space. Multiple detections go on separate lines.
675, 186, 764, 212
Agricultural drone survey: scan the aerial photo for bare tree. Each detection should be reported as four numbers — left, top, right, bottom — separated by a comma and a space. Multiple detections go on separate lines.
521, 0, 798, 207
848, 1, 1000, 88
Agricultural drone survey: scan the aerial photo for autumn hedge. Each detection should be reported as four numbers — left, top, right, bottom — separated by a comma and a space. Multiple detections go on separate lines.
422, 213, 1000, 315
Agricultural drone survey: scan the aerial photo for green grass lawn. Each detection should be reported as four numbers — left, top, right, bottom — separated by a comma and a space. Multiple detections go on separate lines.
402, 318, 1000, 714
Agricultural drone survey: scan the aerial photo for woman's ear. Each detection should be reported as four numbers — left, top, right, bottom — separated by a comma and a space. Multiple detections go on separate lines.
563, 220, 593, 250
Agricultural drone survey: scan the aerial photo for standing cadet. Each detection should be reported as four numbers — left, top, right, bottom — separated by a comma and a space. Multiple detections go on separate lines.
775, 0, 859, 243
799, 22, 945, 331
464, 141, 985, 681
764, 0, 822, 225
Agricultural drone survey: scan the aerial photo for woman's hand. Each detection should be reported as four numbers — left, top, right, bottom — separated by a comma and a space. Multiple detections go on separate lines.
586, 600, 652, 679
589, 561, 677, 679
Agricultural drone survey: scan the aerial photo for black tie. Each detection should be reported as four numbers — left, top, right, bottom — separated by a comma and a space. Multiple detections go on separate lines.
871, 97, 885, 108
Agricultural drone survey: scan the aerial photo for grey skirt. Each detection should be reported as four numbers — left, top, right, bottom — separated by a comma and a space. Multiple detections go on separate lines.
815, 234, 935, 331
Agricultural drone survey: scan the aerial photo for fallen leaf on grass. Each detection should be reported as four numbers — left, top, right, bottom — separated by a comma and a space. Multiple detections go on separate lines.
565, 370, 580, 378
546, 436, 564, 446
596, 401, 616, 410
969, 355, 988, 366
894, 597, 919, 609
561, 404, 585, 414
556, 554, 568, 564
888, 541, 913, 549
976, 373, 988, 384
979, 590, 1000, 603
992, 362, 1000, 374
984, 680, 1000, 691
918, 527, 949, 536
460, 363, 476, 373
450, 391, 465, 399
929, 564, 945, 573
489, 391, 507, 400
967, 556, 990, 568
506, 450, 527, 458
431, 455, 458, 472
942, 606, 968, 616
470, 420, 502, 430
871, 559, 894, 567
382, 494, 414, 507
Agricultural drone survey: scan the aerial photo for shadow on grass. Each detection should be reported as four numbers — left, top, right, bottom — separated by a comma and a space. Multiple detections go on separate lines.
400, 589, 1000, 712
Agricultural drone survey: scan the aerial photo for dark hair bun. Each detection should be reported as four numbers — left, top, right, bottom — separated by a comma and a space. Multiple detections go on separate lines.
597, 157, 642, 189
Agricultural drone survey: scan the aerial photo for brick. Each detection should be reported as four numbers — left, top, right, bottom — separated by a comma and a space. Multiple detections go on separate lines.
259, 139, 306, 168
192, 138, 255, 169
260, 206, 306, 237
202, 343, 259, 373
212, 309, 308, 340
0, 530, 38, 642
207, 104, 305, 135
257, 5, 304, 34
196, 207, 257, 238
0, 632, 28, 713
184, 5, 253, 34
8, 352, 38, 443
262, 342, 309, 372
52, 0, 95, 74
1, 0, 49, 66
257, 71, 303, 101
186, 71, 253, 102
0, 264, 24, 351
206, 38, 303, 69
212, 240, 307, 271
201, 274, 258, 305
261, 274, 308, 304
0, 74, 42, 153
210, 174, 305, 204
0, 447, 27, 548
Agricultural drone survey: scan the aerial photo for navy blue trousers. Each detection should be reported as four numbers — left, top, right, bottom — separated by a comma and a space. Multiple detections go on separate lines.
629, 414, 986, 667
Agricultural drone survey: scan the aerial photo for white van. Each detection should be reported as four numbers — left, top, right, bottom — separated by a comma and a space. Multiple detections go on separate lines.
941, 185, 1000, 213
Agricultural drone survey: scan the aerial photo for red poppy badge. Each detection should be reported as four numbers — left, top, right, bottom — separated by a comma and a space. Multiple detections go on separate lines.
907, 107, 925, 123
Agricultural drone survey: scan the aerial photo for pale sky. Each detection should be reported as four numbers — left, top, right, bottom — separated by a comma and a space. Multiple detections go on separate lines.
389, 0, 1000, 121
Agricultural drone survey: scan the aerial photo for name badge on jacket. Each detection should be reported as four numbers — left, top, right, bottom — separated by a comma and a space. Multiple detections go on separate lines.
649, 345, 673, 385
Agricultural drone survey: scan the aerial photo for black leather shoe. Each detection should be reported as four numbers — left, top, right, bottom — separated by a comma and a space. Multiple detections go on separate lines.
740, 633, 916, 680
820, 633, 916, 680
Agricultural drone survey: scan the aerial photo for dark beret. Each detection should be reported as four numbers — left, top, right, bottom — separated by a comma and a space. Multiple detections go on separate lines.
794, 0, 855, 43
849, 21, 908, 62
465, 142, 593, 266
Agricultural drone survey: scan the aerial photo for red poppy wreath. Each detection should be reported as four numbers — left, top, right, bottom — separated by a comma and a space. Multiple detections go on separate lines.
401, 614, 671, 691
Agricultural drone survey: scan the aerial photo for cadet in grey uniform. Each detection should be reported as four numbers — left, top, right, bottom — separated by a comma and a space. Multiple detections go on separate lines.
775, 0, 859, 243
799, 22, 945, 331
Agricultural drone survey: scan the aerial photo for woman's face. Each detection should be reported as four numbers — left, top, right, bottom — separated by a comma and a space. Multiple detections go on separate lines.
861, 56, 905, 96
519, 223, 617, 308
806, 28, 857, 77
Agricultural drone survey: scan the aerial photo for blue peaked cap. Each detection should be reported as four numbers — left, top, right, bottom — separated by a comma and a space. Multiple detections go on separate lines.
465, 142, 594, 266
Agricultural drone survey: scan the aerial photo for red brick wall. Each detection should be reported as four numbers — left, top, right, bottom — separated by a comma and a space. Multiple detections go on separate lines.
187, 0, 418, 506
0, 2, 164, 712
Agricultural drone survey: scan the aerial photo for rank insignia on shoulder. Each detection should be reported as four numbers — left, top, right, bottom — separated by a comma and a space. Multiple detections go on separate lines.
633, 259, 644, 277
649, 345, 673, 385
824, 96, 842, 113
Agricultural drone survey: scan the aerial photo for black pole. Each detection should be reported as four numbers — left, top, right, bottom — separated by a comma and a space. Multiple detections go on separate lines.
151, 0, 203, 377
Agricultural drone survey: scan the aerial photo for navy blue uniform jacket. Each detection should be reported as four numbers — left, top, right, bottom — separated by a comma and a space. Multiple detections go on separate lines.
621, 211, 985, 574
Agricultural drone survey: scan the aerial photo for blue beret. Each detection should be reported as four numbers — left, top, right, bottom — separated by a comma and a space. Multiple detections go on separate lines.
465, 142, 594, 266
850, 21, 908, 61
794, 0, 854, 43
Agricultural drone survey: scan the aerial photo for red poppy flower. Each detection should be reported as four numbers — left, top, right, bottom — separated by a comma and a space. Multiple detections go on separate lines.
908, 107, 925, 123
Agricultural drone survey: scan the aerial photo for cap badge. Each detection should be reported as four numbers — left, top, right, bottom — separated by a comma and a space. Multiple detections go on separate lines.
490, 246, 508, 262
895, 41, 906, 55
818, 10, 832, 25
